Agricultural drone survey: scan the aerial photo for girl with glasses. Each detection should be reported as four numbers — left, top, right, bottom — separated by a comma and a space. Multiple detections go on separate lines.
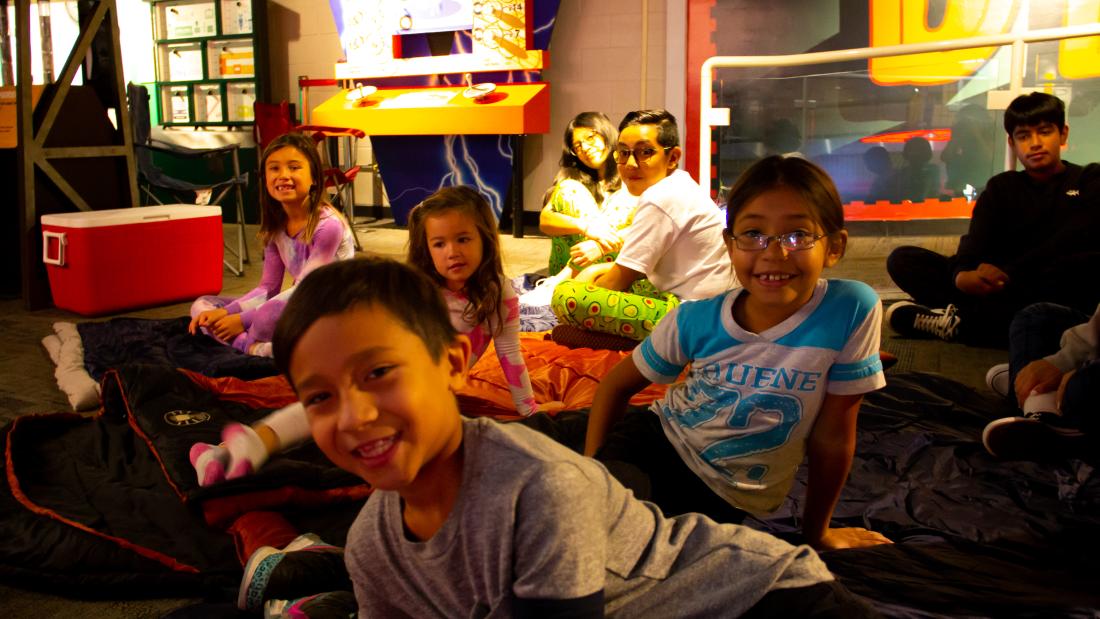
585, 155, 893, 551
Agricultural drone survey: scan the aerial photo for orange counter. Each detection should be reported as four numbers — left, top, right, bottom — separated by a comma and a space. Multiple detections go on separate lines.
309, 83, 550, 135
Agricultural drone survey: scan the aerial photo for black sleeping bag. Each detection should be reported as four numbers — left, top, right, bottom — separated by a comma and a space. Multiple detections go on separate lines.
748, 372, 1100, 617
77, 316, 279, 381
0, 364, 364, 597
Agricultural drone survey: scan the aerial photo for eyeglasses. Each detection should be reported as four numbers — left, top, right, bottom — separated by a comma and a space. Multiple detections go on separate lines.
613, 145, 672, 164
572, 133, 605, 152
728, 230, 825, 252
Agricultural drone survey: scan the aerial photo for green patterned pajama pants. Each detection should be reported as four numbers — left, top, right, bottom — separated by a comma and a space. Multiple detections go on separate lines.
550, 279, 680, 341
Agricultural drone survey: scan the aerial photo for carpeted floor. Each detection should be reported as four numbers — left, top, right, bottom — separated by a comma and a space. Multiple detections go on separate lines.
0, 221, 1005, 618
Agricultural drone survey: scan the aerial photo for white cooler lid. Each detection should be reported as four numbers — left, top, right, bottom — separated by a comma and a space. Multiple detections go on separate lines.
40, 205, 222, 228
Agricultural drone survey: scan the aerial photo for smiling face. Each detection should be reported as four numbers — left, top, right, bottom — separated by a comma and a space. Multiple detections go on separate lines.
291, 303, 469, 494
264, 146, 314, 209
424, 209, 484, 292
616, 124, 680, 196
571, 126, 610, 172
1008, 121, 1067, 179
726, 186, 845, 332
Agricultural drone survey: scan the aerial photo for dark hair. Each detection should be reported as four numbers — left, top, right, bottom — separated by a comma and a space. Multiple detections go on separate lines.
407, 186, 504, 331
545, 112, 621, 206
272, 257, 459, 380
901, 136, 933, 166
725, 156, 846, 256
619, 109, 679, 149
1004, 92, 1065, 135
258, 132, 333, 246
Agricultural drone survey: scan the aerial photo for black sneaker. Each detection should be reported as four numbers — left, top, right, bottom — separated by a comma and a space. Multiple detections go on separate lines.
886, 301, 961, 341
982, 413, 1087, 460
238, 534, 349, 612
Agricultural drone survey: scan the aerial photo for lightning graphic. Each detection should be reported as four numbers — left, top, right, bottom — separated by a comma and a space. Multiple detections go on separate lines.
386, 134, 511, 221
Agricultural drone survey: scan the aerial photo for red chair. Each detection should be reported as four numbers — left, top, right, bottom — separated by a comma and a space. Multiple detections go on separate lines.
252, 100, 296, 154
297, 125, 367, 250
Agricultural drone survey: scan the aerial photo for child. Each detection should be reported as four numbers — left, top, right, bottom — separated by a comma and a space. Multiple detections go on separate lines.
261, 256, 876, 617
188, 131, 355, 357
551, 109, 731, 342
585, 156, 892, 550
982, 301, 1098, 460
190, 185, 539, 485
405, 185, 539, 417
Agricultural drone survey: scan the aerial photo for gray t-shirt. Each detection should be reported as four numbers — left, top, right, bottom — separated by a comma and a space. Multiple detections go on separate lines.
345, 417, 832, 618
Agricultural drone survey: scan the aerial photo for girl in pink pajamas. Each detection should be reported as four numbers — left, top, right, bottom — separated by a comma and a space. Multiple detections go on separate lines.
191, 186, 540, 485
189, 132, 355, 356
406, 185, 538, 416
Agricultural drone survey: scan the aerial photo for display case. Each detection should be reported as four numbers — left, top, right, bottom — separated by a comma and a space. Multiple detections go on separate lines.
150, 0, 268, 128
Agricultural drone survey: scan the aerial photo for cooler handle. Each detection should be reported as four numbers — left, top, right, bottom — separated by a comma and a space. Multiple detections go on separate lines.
42, 230, 66, 267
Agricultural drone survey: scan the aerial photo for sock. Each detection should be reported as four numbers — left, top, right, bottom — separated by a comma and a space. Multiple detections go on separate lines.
190, 442, 230, 487
223, 422, 270, 479
264, 402, 312, 450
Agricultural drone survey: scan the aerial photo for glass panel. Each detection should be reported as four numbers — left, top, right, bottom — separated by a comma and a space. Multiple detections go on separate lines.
161, 84, 191, 123
227, 83, 255, 122
712, 41, 1100, 221
193, 84, 223, 123
156, 0, 217, 40
220, 0, 253, 35
206, 39, 255, 79
159, 42, 204, 81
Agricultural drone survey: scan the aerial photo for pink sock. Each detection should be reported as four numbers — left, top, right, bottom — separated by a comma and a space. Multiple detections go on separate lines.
190, 442, 229, 487
222, 423, 268, 480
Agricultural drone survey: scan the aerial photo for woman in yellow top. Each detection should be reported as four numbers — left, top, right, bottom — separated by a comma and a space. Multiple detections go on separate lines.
539, 112, 636, 277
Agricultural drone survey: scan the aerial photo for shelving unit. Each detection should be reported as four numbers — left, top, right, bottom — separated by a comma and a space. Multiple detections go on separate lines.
150, 0, 268, 128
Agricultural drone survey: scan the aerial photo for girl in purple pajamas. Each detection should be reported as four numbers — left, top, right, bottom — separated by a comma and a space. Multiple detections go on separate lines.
188, 132, 355, 356
191, 186, 542, 485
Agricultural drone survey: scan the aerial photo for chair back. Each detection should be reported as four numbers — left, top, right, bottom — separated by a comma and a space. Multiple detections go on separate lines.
127, 83, 152, 147
126, 83, 162, 183
253, 101, 296, 155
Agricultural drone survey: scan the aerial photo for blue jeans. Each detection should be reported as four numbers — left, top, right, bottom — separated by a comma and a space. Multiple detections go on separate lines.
1008, 302, 1097, 435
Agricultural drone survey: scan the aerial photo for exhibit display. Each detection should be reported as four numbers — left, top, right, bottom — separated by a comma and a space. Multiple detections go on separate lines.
315, 0, 560, 228
150, 0, 269, 127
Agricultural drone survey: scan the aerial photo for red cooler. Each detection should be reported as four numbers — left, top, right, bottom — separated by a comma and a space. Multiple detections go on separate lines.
41, 205, 224, 316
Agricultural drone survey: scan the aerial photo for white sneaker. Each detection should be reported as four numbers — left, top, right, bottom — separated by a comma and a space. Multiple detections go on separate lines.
519, 273, 564, 307
985, 363, 1010, 398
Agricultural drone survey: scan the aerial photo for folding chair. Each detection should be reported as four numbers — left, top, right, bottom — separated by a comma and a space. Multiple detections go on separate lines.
127, 83, 250, 276
253, 100, 296, 154
297, 124, 367, 250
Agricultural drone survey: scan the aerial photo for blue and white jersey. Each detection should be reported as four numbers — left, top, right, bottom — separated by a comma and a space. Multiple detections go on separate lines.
633, 279, 885, 515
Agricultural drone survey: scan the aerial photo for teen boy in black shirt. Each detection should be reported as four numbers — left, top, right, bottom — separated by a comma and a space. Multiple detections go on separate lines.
885, 92, 1100, 348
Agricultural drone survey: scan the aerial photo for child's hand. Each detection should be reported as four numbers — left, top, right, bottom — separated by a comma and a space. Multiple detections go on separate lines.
1014, 359, 1064, 406
814, 526, 893, 550
954, 263, 1009, 296
210, 314, 246, 341
189, 308, 228, 334
569, 240, 605, 268
583, 220, 621, 251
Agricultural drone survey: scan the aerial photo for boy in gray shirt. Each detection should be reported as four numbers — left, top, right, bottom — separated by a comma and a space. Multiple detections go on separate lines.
269, 257, 875, 617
